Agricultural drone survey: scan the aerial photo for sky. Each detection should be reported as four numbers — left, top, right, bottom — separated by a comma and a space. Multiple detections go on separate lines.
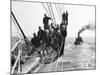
11, 1, 95, 38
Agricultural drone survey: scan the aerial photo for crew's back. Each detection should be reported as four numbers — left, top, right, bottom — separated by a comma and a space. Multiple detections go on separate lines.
31, 33, 40, 48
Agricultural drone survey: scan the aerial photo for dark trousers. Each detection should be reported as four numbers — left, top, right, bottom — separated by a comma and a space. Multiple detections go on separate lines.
44, 24, 49, 30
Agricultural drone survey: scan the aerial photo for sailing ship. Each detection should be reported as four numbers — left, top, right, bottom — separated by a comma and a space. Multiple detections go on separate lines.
11, 2, 68, 74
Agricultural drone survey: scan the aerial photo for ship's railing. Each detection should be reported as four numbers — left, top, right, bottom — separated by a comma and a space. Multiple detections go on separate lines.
11, 40, 21, 53
11, 38, 40, 74
11, 39, 22, 74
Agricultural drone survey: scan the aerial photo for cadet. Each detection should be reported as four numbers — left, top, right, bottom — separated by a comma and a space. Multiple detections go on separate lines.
65, 11, 68, 25
38, 26, 44, 42
31, 33, 40, 48
62, 11, 68, 25
43, 14, 51, 30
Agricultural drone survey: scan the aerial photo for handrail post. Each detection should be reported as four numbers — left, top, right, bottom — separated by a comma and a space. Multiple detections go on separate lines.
11, 40, 22, 74
17, 42, 21, 74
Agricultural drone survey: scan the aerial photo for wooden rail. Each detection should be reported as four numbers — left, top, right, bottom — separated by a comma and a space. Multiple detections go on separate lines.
11, 40, 21, 53
11, 39, 22, 74
11, 51, 21, 74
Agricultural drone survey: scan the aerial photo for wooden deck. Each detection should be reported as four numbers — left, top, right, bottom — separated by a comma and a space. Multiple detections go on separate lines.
20, 43, 95, 74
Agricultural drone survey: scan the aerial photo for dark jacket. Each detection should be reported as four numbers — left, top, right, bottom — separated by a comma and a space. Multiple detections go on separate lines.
61, 29, 67, 38
31, 36, 40, 48
38, 29, 45, 41
62, 12, 68, 21
43, 16, 51, 25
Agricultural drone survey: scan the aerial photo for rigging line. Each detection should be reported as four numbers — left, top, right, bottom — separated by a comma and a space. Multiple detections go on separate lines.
60, 4, 64, 13
49, 3, 56, 24
49, 3, 54, 18
61, 55, 63, 71
39, 50, 58, 72
11, 15, 23, 38
60, 4, 64, 14
54, 40, 64, 71
35, 51, 55, 73
47, 50, 57, 72
38, 64, 47, 73
47, 63, 51, 72
47, 3, 53, 19
54, 35, 67, 71
11, 11, 41, 53
11, 16, 19, 32
12, 13, 29, 53
12, 12, 29, 58
11, 11, 27, 39
55, 4, 61, 21
61, 4, 65, 13
41, 2, 50, 17
57, 4, 62, 16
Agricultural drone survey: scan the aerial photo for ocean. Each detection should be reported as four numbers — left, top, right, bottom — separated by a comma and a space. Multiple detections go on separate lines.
58, 37, 96, 71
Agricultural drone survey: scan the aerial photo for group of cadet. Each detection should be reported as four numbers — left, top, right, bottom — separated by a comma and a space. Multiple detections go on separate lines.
31, 11, 68, 57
